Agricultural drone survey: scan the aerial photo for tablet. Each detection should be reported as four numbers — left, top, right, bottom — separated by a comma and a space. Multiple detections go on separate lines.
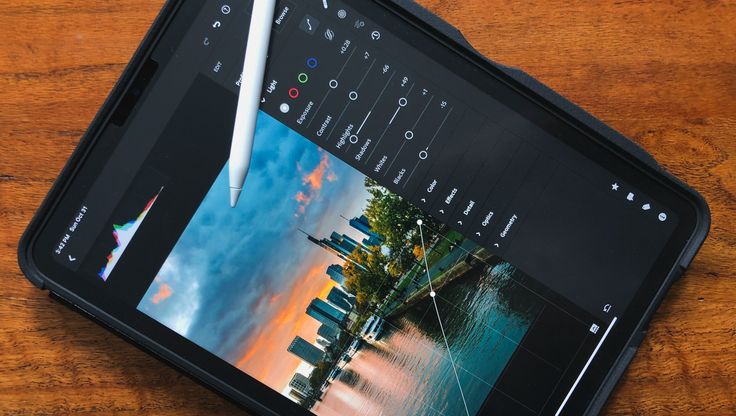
19, 1, 710, 415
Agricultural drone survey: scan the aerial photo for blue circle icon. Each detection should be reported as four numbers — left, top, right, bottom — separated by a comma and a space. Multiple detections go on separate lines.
307, 57, 318, 69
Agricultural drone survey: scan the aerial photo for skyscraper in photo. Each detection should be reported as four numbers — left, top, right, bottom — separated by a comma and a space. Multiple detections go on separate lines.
328, 232, 360, 257
318, 324, 340, 343
288, 373, 313, 398
349, 215, 384, 246
287, 337, 324, 367
326, 264, 346, 285
306, 298, 347, 329
300, 231, 366, 271
327, 287, 354, 313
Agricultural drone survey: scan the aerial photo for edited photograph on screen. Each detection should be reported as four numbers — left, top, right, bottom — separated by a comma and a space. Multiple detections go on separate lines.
137, 112, 546, 416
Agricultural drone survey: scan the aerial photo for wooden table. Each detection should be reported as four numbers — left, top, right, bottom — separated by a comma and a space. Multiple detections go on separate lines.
1, 1, 734, 414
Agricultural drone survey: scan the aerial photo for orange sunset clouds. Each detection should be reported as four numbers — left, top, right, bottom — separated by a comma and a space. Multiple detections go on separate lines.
152, 283, 173, 304
234, 262, 337, 391
295, 151, 338, 215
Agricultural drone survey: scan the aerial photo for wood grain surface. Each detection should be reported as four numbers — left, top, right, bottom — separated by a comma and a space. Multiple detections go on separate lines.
1, 1, 734, 414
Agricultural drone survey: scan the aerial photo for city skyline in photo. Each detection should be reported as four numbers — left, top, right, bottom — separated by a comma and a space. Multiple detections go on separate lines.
135, 112, 543, 416
138, 112, 372, 392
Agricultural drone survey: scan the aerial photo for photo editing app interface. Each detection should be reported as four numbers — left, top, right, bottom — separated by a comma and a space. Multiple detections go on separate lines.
49, 1, 679, 415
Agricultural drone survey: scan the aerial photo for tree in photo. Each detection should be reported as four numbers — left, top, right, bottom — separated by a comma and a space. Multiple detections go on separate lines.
363, 178, 440, 274
343, 245, 396, 312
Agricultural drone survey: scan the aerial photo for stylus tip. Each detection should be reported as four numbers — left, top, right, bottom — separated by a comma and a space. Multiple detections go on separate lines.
230, 188, 242, 208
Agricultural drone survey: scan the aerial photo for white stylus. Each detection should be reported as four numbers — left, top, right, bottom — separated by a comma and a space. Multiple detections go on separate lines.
228, 0, 277, 208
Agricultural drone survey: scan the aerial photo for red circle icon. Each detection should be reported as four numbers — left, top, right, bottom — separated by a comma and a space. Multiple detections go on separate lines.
289, 88, 300, 99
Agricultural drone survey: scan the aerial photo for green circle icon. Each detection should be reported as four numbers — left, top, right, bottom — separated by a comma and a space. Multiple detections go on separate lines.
298, 73, 309, 84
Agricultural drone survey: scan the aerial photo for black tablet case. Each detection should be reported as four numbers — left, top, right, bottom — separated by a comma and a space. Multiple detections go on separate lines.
389, 1, 710, 414
19, 1, 711, 415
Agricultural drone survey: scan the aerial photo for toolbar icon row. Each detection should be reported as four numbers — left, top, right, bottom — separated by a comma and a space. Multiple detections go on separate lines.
611, 182, 667, 222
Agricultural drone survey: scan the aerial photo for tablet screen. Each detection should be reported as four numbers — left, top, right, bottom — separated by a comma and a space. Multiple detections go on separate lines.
33, 0, 696, 415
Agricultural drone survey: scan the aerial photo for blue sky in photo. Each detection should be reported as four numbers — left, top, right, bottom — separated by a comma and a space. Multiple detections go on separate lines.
138, 111, 371, 389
